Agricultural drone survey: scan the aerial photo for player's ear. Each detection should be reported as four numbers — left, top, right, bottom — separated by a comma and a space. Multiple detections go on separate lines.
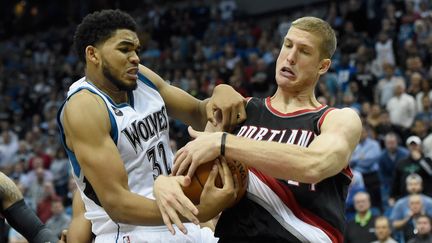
318, 58, 331, 75
85, 45, 100, 65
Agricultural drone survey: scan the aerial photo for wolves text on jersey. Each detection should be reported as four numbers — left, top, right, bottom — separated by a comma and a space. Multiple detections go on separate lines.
121, 106, 168, 153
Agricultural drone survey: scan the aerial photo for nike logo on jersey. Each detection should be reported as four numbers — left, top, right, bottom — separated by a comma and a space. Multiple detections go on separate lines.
112, 106, 123, 116
121, 106, 168, 153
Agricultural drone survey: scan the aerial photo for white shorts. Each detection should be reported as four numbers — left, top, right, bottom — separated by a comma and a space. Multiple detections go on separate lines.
95, 224, 218, 243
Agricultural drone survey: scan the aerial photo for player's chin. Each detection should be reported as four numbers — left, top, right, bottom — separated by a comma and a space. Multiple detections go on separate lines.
121, 79, 138, 91
275, 76, 296, 88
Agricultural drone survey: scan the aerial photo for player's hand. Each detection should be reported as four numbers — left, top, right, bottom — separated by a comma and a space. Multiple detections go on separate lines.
153, 175, 200, 235
207, 84, 246, 132
173, 127, 221, 180
200, 158, 238, 209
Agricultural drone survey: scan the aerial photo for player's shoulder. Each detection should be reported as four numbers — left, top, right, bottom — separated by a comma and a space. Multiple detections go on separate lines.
321, 107, 362, 134
63, 89, 109, 131
325, 107, 360, 122
66, 89, 106, 113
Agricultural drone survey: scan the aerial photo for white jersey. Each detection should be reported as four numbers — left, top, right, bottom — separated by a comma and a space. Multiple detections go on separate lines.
57, 73, 177, 236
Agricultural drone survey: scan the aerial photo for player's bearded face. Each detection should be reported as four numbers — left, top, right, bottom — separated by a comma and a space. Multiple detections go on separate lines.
102, 56, 137, 92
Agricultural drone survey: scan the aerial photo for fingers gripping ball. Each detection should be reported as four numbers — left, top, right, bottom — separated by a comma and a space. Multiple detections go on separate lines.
182, 159, 248, 205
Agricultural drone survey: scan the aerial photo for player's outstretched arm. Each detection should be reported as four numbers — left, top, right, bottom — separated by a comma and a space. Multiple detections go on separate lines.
174, 108, 361, 184
62, 90, 198, 235
138, 64, 246, 132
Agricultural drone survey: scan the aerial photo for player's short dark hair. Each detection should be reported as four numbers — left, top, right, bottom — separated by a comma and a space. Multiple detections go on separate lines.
73, 9, 137, 62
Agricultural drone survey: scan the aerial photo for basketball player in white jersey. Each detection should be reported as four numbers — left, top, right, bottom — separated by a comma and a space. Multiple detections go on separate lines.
57, 9, 245, 242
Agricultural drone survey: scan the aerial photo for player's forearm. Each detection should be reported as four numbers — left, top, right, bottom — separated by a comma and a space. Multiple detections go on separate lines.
224, 133, 348, 184
103, 191, 165, 225
0, 172, 23, 210
224, 134, 317, 182
196, 200, 225, 222
195, 98, 210, 130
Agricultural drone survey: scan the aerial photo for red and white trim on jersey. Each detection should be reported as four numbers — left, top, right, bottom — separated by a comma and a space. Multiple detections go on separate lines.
248, 168, 344, 243
265, 97, 328, 118
317, 107, 336, 133
245, 97, 253, 104
341, 166, 353, 181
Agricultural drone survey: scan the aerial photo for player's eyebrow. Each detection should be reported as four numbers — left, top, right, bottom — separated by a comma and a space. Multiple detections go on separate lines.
117, 40, 141, 49
284, 37, 313, 49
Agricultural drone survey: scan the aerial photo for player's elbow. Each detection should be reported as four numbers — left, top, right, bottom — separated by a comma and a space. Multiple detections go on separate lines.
302, 153, 338, 184
301, 162, 323, 184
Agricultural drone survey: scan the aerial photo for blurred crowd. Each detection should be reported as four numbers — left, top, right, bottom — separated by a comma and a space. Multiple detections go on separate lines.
0, 0, 432, 242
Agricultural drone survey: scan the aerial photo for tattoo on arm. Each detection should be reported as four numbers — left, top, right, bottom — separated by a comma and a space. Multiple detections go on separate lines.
0, 172, 23, 210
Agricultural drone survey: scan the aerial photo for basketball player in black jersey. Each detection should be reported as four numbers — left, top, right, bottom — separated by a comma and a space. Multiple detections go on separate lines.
172, 16, 362, 242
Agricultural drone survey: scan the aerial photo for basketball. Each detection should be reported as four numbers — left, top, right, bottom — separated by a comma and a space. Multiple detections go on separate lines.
182, 158, 248, 205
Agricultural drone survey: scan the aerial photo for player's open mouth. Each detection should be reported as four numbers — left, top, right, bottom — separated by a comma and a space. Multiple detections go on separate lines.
280, 66, 296, 79
126, 67, 138, 79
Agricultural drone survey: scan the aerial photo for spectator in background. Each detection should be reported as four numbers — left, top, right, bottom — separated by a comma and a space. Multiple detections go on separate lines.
407, 214, 432, 243
366, 104, 382, 130
46, 198, 71, 238
375, 63, 404, 107
10, 141, 32, 168
351, 61, 376, 103
0, 130, 19, 174
393, 194, 429, 242
405, 56, 425, 79
390, 174, 432, 223
379, 132, 409, 207
371, 216, 397, 243
375, 111, 400, 140
26, 162, 53, 206
415, 79, 432, 113
415, 95, 432, 130
390, 136, 432, 200
344, 191, 378, 243
63, 177, 77, 216
346, 170, 366, 220
37, 182, 59, 223
375, 31, 396, 69
27, 141, 52, 170
407, 72, 423, 97
411, 119, 430, 141
386, 81, 417, 135
350, 125, 382, 210
249, 58, 272, 98
49, 148, 69, 197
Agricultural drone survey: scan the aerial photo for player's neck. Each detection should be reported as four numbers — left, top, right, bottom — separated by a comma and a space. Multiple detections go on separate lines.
85, 70, 128, 104
269, 88, 321, 113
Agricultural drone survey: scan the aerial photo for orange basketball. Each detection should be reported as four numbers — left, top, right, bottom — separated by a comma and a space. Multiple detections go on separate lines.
182, 159, 248, 205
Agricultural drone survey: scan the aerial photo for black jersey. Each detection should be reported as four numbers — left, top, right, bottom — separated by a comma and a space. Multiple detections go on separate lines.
215, 97, 352, 243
